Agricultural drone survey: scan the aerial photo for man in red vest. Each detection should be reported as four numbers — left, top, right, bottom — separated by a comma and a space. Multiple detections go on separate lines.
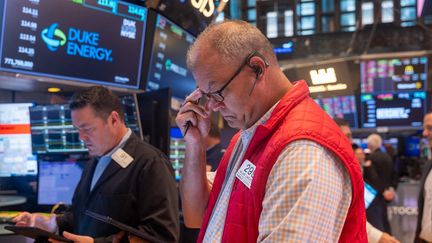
176, 20, 366, 242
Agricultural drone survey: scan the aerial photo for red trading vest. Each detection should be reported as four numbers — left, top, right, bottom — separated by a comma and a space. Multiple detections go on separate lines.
197, 81, 367, 243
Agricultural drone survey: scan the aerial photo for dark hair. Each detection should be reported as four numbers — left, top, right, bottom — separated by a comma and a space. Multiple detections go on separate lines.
333, 117, 349, 127
69, 86, 124, 122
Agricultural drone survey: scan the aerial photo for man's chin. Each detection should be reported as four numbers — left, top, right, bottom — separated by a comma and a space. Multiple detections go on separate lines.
225, 120, 240, 129
87, 149, 98, 157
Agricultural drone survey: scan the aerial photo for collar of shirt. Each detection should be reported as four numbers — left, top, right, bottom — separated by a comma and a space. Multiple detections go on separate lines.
97, 128, 132, 161
240, 101, 280, 145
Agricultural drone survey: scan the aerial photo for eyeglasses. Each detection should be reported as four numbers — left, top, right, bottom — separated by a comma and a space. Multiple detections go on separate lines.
201, 51, 267, 103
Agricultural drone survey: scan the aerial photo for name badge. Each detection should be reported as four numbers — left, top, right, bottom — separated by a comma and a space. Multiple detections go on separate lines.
235, 159, 256, 189
112, 148, 134, 168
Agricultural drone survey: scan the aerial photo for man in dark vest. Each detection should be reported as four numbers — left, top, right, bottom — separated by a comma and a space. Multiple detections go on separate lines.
14, 86, 179, 243
176, 20, 366, 242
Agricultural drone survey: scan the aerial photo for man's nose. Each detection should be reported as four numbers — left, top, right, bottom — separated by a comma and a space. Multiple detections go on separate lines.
78, 131, 88, 142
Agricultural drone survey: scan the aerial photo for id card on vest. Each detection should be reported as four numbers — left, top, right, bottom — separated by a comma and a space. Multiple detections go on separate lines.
111, 148, 134, 168
236, 159, 256, 189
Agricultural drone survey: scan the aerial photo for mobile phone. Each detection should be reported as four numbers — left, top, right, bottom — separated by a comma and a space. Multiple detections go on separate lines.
364, 182, 378, 209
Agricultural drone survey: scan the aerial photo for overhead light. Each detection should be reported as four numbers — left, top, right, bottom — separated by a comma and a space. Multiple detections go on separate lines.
48, 87, 61, 93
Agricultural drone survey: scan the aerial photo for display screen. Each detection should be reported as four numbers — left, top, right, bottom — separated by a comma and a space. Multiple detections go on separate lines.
294, 61, 356, 97
360, 56, 428, 93
0, 103, 37, 176
364, 182, 377, 209
156, 0, 227, 36
119, 95, 141, 138
30, 104, 86, 154
0, 0, 148, 89
30, 100, 141, 154
360, 92, 426, 128
314, 95, 358, 128
146, 14, 196, 100
170, 127, 184, 180
37, 160, 84, 205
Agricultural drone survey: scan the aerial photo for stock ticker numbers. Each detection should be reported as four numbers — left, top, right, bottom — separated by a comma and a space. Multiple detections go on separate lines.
0, 0, 148, 89
1, 1, 40, 70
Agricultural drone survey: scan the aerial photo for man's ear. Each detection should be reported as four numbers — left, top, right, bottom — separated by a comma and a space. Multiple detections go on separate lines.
109, 111, 121, 126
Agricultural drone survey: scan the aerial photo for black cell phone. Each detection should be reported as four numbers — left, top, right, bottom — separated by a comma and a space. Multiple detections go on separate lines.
4, 226, 73, 243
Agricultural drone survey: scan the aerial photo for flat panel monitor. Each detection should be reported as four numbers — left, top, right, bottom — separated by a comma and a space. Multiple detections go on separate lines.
360, 92, 426, 128
37, 160, 84, 205
295, 61, 356, 97
0, 103, 37, 176
0, 0, 148, 89
169, 127, 184, 180
119, 94, 142, 138
146, 14, 196, 100
30, 100, 141, 154
155, 0, 227, 36
360, 56, 428, 93
314, 95, 358, 128
30, 104, 87, 154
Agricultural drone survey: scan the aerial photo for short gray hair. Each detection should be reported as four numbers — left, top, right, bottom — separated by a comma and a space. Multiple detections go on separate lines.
367, 133, 382, 150
186, 20, 276, 71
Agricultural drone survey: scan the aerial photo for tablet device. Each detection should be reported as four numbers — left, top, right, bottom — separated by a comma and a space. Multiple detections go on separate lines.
364, 182, 378, 209
85, 210, 163, 243
4, 226, 73, 243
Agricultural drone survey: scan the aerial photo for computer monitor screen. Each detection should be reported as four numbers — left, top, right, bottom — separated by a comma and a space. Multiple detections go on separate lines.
0, 103, 37, 176
30, 99, 141, 154
314, 95, 358, 128
169, 127, 184, 180
119, 95, 142, 138
360, 56, 428, 93
30, 105, 87, 154
156, 0, 225, 36
0, 0, 148, 89
37, 160, 84, 205
146, 14, 196, 100
360, 92, 426, 128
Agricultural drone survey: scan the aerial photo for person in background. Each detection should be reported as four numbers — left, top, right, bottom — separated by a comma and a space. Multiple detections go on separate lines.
14, 86, 179, 243
415, 112, 432, 243
176, 20, 366, 242
366, 133, 395, 234
334, 118, 399, 243
205, 120, 224, 172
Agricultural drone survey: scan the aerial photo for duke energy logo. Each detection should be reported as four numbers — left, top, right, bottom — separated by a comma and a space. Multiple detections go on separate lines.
41, 23, 66, 51
41, 23, 113, 62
